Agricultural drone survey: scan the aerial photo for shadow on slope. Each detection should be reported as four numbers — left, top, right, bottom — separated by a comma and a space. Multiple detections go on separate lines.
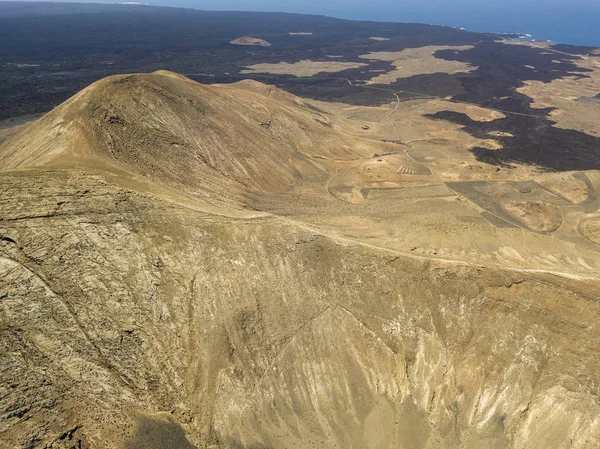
125, 416, 198, 449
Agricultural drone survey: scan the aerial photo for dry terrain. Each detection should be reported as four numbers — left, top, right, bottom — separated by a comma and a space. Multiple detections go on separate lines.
1, 69, 600, 449
503, 40, 600, 137
359, 45, 477, 84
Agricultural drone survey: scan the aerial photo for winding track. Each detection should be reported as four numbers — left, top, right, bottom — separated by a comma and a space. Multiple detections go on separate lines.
380, 92, 600, 260
331, 73, 600, 261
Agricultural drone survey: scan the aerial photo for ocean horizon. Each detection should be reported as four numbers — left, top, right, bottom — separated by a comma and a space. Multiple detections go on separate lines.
321, 5, 600, 47
144, 0, 600, 47
5, 0, 600, 47
179, 1, 600, 47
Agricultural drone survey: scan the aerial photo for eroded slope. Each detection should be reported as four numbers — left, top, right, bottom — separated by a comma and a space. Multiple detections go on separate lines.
1, 169, 599, 449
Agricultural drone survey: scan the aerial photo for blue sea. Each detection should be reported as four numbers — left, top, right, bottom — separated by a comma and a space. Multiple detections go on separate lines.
338, 5, 600, 47
168, 1, 600, 47
29, 0, 600, 47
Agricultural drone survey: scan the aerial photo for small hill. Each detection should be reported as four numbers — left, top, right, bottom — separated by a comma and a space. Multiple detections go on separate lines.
230, 36, 271, 46
0, 71, 377, 206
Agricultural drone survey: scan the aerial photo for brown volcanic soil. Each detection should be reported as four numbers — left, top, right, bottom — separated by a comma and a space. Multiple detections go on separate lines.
1, 71, 600, 449
580, 214, 600, 244
502, 201, 563, 232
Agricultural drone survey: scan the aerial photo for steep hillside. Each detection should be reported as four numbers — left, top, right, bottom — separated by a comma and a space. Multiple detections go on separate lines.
1, 169, 599, 449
